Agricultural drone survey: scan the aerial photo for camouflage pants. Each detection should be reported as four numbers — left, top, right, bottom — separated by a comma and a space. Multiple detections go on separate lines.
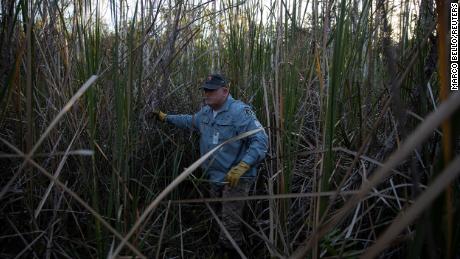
209, 178, 254, 248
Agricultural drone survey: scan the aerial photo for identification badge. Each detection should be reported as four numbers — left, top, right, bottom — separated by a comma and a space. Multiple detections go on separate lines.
212, 132, 219, 144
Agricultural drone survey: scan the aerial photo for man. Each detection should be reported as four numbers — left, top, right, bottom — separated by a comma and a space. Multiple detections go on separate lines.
152, 74, 268, 256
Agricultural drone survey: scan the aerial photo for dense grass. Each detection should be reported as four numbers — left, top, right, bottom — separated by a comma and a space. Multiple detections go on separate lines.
0, 0, 459, 258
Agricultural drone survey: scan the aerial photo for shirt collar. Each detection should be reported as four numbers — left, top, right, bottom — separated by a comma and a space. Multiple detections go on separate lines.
220, 94, 234, 112
208, 94, 234, 113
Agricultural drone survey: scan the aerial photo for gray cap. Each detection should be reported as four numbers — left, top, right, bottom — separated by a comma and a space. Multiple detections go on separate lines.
202, 74, 228, 90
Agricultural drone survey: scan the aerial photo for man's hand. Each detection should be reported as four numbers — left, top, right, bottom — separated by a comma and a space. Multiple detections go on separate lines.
150, 110, 167, 122
225, 161, 250, 187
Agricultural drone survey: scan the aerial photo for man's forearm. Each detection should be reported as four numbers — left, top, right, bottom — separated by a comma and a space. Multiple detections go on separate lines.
241, 134, 268, 166
166, 114, 193, 129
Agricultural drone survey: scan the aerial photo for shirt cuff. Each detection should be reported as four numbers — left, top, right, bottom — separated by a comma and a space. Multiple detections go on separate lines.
242, 154, 257, 167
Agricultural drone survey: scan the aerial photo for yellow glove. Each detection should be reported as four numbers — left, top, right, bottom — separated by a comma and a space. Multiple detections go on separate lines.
151, 110, 167, 122
225, 161, 250, 187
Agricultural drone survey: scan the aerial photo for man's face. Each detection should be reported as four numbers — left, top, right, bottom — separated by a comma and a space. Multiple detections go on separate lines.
203, 86, 229, 109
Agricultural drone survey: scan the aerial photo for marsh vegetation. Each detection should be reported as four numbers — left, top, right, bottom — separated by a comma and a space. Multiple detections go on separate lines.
0, 0, 459, 258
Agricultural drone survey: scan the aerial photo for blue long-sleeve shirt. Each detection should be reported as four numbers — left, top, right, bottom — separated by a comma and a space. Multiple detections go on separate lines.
166, 95, 268, 184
